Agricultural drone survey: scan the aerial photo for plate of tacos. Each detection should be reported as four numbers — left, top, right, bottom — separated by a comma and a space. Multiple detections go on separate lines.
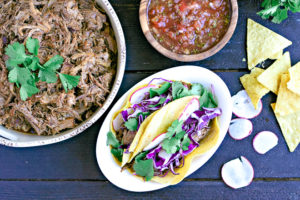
96, 66, 232, 192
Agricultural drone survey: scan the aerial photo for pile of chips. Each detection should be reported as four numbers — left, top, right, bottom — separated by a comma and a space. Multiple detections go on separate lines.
240, 19, 299, 152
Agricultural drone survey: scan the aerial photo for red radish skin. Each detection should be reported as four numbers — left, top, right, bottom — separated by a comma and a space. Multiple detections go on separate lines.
252, 131, 278, 154
232, 90, 263, 119
178, 97, 200, 122
143, 133, 166, 151
221, 156, 254, 189
228, 118, 253, 140
129, 85, 157, 105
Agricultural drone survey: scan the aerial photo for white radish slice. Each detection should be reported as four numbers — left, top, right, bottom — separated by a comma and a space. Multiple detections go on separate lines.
178, 97, 200, 122
221, 156, 254, 189
253, 131, 278, 154
232, 90, 263, 119
112, 112, 124, 132
129, 85, 158, 105
228, 118, 253, 140
158, 150, 172, 165
143, 133, 166, 151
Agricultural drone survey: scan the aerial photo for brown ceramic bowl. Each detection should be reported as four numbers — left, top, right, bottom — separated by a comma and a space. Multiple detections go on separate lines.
139, 0, 238, 62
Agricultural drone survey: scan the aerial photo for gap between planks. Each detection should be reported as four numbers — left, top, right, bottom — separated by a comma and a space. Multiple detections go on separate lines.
125, 69, 248, 74
0, 178, 299, 182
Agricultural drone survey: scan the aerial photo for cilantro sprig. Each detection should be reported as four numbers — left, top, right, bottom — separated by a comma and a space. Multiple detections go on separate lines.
107, 131, 123, 162
258, 0, 300, 24
133, 151, 154, 181
4, 38, 80, 100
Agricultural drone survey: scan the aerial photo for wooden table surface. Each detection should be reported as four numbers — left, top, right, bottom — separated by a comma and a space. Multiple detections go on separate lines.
1, 0, 300, 199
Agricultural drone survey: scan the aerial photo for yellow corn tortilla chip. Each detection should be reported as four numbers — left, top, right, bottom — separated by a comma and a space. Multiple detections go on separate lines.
287, 62, 300, 96
269, 50, 283, 60
271, 103, 300, 152
247, 19, 292, 70
257, 52, 291, 94
240, 68, 270, 109
275, 74, 300, 116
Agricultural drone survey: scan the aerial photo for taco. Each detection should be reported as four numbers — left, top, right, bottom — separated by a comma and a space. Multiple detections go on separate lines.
107, 78, 218, 167
124, 95, 221, 185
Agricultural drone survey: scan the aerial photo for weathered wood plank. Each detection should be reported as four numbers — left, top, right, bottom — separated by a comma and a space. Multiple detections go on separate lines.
109, 0, 300, 71
0, 180, 299, 200
0, 72, 299, 180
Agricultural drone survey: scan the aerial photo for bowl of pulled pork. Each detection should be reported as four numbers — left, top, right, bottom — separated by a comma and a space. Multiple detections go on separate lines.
0, 0, 126, 147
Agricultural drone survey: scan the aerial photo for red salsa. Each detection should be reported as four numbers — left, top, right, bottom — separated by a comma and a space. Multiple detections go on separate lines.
148, 0, 231, 55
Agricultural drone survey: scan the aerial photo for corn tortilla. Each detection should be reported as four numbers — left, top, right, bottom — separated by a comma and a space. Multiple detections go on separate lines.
287, 62, 300, 96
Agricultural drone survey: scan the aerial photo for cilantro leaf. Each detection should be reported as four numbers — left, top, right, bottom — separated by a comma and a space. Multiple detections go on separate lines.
135, 151, 148, 162
44, 55, 64, 71
189, 83, 204, 96
137, 112, 150, 118
111, 148, 123, 162
39, 69, 58, 83
20, 83, 40, 101
165, 120, 184, 138
149, 82, 171, 98
182, 135, 191, 151
58, 73, 80, 92
175, 130, 186, 140
172, 81, 190, 100
26, 37, 40, 56
148, 97, 166, 108
5, 42, 28, 65
162, 137, 181, 154
8, 66, 34, 85
106, 131, 121, 148
133, 159, 154, 181
124, 118, 138, 131
27, 56, 40, 71
199, 89, 217, 109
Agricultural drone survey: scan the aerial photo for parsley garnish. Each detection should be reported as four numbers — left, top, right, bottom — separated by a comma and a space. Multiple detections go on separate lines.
257, 0, 300, 24
133, 151, 154, 181
124, 118, 138, 131
4, 38, 80, 100
149, 82, 171, 98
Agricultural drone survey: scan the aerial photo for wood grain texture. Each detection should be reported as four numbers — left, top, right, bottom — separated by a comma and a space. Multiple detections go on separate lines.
0, 72, 299, 180
110, 0, 300, 70
0, 180, 299, 200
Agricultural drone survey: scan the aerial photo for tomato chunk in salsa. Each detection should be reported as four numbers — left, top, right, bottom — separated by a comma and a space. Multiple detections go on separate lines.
148, 0, 230, 55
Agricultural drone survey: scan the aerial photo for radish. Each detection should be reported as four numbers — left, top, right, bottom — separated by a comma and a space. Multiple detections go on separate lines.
178, 97, 200, 122
221, 156, 254, 189
158, 149, 173, 165
228, 118, 253, 140
232, 90, 262, 119
143, 133, 166, 151
112, 112, 124, 132
253, 131, 278, 154
129, 85, 158, 105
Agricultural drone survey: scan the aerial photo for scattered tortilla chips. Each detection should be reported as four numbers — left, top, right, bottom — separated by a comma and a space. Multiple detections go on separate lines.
257, 52, 291, 94
275, 74, 300, 116
271, 103, 300, 152
247, 19, 292, 70
269, 50, 283, 60
240, 68, 270, 109
287, 62, 300, 96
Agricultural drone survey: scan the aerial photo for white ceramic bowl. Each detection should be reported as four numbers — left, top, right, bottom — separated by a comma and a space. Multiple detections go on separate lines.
96, 66, 232, 192
0, 0, 126, 147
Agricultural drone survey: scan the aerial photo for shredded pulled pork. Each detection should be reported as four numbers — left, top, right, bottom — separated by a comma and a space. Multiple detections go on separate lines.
0, 0, 117, 135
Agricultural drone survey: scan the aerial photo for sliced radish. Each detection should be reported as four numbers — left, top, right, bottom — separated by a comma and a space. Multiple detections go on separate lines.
148, 78, 172, 86
178, 97, 200, 122
158, 149, 172, 165
221, 156, 254, 189
143, 133, 166, 151
232, 90, 262, 119
112, 112, 124, 132
228, 118, 253, 140
253, 131, 278, 154
129, 85, 158, 105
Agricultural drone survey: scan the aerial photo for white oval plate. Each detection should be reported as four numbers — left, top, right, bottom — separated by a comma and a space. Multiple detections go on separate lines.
0, 0, 126, 147
96, 66, 232, 192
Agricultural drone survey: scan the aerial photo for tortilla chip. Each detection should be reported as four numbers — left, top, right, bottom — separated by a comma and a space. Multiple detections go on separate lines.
247, 19, 292, 70
287, 62, 300, 96
271, 104, 300, 152
152, 118, 220, 185
257, 52, 291, 94
269, 50, 283, 60
275, 74, 300, 116
240, 68, 270, 109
